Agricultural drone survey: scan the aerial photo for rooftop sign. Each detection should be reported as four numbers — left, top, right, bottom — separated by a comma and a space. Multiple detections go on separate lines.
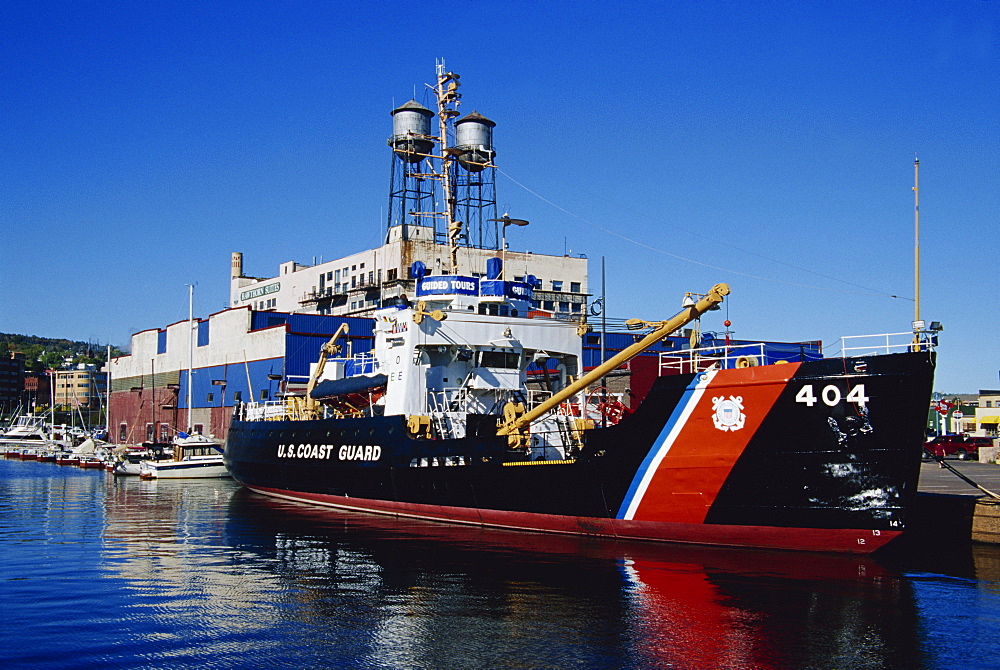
241, 282, 280, 302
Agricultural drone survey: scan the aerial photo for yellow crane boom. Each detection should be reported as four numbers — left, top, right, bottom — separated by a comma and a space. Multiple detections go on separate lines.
497, 283, 730, 448
298, 323, 350, 420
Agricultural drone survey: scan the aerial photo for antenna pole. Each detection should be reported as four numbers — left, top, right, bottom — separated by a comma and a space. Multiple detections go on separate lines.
913, 156, 920, 325
434, 61, 461, 273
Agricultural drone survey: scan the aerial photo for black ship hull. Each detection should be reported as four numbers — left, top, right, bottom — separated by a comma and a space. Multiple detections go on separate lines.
225, 351, 935, 553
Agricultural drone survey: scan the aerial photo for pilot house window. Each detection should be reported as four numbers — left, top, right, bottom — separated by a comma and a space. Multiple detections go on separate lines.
477, 351, 520, 369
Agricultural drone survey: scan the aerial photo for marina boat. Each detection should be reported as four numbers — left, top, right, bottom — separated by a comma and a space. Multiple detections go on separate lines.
78, 456, 107, 469
223, 67, 936, 554
111, 444, 168, 476
139, 434, 229, 479
67, 437, 113, 469
0, 414, 84, 454
55, 452, 80, 465
111, 455, 144, 476
0, 414, 51, 448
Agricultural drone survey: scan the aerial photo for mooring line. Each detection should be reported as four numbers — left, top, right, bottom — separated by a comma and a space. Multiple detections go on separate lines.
925, 450, 1000, 500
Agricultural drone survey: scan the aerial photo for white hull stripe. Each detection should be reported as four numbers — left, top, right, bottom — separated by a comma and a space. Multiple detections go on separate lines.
617, 369, 717, 520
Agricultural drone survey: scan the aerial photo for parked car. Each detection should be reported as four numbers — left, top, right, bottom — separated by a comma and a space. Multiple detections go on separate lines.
924, 435, 994, 461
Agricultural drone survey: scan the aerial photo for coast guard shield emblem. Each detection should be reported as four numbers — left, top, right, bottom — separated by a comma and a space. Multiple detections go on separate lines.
712, 395, 745, 432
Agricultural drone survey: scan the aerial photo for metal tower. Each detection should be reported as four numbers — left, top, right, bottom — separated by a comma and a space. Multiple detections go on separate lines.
385, 62, 500, 269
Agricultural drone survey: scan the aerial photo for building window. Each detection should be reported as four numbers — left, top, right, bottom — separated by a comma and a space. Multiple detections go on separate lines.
194, 424, 204, 434
233, 391, 242, 402
571, 282, 581, 293
387, 268, 398, 281
327, 271, 333, 281
207, 393, 214, 402
260, 389, 269, 400
368, 271, 374, 285
146, 424, 154, 442
572, 303, 582, 313
552, 280, 563, 291
119, 423, 128, 442
543, 300, 555, 311
559, 302, 570, 312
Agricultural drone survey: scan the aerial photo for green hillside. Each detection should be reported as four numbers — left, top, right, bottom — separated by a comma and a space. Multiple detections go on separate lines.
0, 333, 126, 371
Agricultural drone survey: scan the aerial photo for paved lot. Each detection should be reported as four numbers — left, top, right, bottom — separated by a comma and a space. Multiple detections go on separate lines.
918, 460, 1000, 497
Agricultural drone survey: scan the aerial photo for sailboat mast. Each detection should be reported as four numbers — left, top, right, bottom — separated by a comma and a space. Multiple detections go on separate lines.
49, 369, 54, 432
106, 344, 111, 433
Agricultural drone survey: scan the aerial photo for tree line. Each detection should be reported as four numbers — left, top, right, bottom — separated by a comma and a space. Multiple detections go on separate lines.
0, 333, 127, 371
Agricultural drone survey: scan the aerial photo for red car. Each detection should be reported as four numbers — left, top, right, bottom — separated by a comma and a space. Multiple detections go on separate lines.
924, 435, 993, 461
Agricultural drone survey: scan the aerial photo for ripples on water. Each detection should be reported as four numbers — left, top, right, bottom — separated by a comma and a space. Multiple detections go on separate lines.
2, 458, 1000, 669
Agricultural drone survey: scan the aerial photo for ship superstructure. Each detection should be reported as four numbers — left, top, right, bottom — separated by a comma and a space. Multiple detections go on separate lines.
250, 259, 588, 460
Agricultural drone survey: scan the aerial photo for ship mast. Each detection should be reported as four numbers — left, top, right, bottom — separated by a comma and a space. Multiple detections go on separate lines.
433, 61, 462, 273
913, 156, 920, 327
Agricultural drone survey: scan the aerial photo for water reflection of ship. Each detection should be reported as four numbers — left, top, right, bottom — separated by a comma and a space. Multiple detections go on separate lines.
224, 490, 928, 669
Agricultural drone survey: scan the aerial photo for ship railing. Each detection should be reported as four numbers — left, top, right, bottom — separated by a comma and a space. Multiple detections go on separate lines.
526, 389, 556, 410
840, 332, 936, 357
426, 388, 556, 439
239, 401, 289, 422
658, 342, 769, 375
427, 385, 554, 415
428, 388, 475, 415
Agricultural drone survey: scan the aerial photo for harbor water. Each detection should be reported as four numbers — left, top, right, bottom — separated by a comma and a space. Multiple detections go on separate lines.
3, 458, 1000, 669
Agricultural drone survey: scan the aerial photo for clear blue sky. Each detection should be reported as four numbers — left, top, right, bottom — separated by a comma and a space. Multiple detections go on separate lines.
2, 1, 997, 394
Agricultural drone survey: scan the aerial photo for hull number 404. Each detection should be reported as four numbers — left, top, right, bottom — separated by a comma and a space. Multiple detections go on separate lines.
795, 384, 869, 407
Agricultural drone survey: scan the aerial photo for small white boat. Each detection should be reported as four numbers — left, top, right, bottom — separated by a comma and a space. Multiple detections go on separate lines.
112, 457, 144, 476
110, 446, 162, 476
0, 415, 50, 447
139, 434, 229, 479
66, 437, 113, 469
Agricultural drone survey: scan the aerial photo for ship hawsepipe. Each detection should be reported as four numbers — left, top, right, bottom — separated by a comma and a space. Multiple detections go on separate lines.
225, 350, 935, 554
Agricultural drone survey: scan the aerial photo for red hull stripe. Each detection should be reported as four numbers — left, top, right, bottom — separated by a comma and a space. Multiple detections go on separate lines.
622, 363, 800, 523
247, 484, 898, 554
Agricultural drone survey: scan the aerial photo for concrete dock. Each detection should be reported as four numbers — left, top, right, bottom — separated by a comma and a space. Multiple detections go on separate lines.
915, 461, 1000, 545
918, 460, 1000, 496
